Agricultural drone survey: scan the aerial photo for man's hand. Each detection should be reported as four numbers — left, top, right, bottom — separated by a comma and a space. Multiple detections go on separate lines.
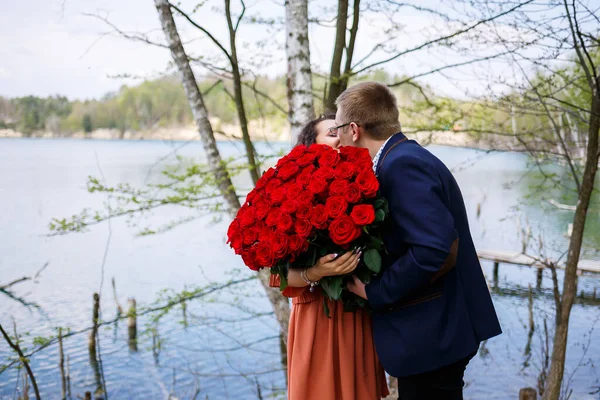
347, 275, 367, 300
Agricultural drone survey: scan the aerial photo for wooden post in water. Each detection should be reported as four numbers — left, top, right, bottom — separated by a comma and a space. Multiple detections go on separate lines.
58, 328, 67, 400
593, 287, 597, 300
536, 268, 543, 289
519, 387, 537, 400
493, 261, 499, 287
89, 293, 99, 356
128, 298, 138, 352
84, 392, 91, 400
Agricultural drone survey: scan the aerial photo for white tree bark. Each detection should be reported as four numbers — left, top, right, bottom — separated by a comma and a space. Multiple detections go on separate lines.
154, 0, 240, 212
285, 0, 315, 143
154, 0, 291, 348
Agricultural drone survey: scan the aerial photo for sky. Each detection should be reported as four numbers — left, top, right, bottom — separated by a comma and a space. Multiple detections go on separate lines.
0, 0, 545, 101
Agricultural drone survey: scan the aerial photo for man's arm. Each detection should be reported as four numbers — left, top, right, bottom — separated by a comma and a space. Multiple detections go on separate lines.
365, 154, 458, 308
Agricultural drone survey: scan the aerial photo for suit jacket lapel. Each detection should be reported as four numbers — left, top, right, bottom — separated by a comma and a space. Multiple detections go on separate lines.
375, 132, 407, 176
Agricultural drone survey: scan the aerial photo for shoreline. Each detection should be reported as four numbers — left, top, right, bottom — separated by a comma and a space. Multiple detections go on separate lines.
1, 126, 522, 152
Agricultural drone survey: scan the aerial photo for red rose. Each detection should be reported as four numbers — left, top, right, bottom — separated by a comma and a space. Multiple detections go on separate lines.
329, 179, 349, 197
243, 228, 259, 245
344, 182, 362, 204
308, 176, 328, 194
289, 235, 306, 253
286, 182, 302, 199
265, 178, 283, 193
296, 170, 311, 188
280, 198, 298, 214
258, 226, 274, 243
334, 161, 357, 180
237, 205, 256, 227
340, 146, 370, 163
227, 219, 240, 242
325, 196, 348, 219
311, 204, 329, 229
296, 203, 312, 220
328, 216, 362, 245
318, 149, 340, 167
350, 204, 376, 226
356, 158, 373, 172
276, 213, 294, 232
356, 172, 380, 197
269, 187, 287, 205
288, 145, 307, 160
245, 187, 260, 204
254, 199, 270, 220
276, 154, 291, 169
314, 166, 335, 181
278, 162, 300, 182
271, 233, 289, 258
230, 233, 243, 254
297, 152, 317, 167
256, 168, 276, 189
255, 242, 275, 268
308, 144, 328, 155
296, 191, 314, 205
265, 209, 281, 227
241, 248, 258, 270
294, 218, 313, 238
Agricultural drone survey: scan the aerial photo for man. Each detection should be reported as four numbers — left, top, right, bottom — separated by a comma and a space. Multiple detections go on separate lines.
339, 82, 502, 399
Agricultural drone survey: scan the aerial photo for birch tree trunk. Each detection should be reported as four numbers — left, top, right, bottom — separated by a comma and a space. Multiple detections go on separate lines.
154, 0, 291, 347
285, 0, 314, 142
154, 0, 240, 212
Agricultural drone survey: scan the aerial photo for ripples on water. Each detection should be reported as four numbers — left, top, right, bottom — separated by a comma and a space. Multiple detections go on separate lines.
0, 139, 599, 399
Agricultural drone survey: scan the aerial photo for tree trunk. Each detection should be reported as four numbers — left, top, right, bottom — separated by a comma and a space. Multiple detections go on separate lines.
285, 0, 315, 142
154, 0, 240, 213
154, 0, 291, 347
325, 0, 349, 112
225, 0, 260, 185
542, 95, 600, 400
339, 0, 360, 95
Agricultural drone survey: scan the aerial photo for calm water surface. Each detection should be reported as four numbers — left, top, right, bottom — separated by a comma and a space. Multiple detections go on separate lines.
1, 138, 599, 399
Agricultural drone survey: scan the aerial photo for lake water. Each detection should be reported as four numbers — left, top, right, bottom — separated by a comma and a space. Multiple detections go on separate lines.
1, 138, 599, 399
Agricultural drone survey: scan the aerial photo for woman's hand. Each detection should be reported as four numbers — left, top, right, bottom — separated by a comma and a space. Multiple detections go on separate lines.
307, 250, 362, 281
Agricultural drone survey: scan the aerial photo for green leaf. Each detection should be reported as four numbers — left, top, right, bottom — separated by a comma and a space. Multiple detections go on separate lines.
279, 272, 288, 291
374, 198, 386, 210
364, 249, 382, 273
368, 236, 384, 250
320, 276, 343, 300
375, 209, 386, 223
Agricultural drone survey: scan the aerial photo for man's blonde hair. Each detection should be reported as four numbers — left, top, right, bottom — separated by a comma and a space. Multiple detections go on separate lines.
335, 81, 401, 140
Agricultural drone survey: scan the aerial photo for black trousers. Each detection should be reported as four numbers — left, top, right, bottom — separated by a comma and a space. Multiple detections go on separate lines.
396, 351, 476, 400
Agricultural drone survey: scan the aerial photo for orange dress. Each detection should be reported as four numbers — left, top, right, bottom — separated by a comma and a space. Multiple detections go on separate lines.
271, 275, 389, 400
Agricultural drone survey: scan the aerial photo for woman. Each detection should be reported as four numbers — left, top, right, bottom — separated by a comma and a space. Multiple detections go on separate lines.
270, 114, 389, 399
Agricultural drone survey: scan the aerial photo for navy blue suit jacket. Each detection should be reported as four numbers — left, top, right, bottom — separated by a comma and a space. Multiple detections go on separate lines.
365, 133, 502, 377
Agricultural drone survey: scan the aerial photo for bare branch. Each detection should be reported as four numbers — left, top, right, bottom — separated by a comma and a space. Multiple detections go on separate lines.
352, 0, 535, 75
168, 2, 233, 62
0, 323, 41, 400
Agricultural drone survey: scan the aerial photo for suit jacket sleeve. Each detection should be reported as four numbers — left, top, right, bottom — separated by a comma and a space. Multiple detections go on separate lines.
365, 154, 459, 308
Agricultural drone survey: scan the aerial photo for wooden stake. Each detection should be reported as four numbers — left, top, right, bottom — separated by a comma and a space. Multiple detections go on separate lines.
519, 387, 537, 400
128, 298, 138, 352
59, 327, 67, 400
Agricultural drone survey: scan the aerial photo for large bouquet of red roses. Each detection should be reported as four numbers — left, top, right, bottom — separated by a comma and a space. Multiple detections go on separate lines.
227, 144, 388, 310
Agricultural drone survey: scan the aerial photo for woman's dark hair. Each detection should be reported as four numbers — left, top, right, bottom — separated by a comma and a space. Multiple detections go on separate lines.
295, 113, 336, 146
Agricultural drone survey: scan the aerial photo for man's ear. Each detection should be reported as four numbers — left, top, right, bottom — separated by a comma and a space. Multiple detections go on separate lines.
350, 122, 360, 143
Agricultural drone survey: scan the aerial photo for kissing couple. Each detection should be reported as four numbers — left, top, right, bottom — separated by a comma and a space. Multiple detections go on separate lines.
269, 81, 502, 400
